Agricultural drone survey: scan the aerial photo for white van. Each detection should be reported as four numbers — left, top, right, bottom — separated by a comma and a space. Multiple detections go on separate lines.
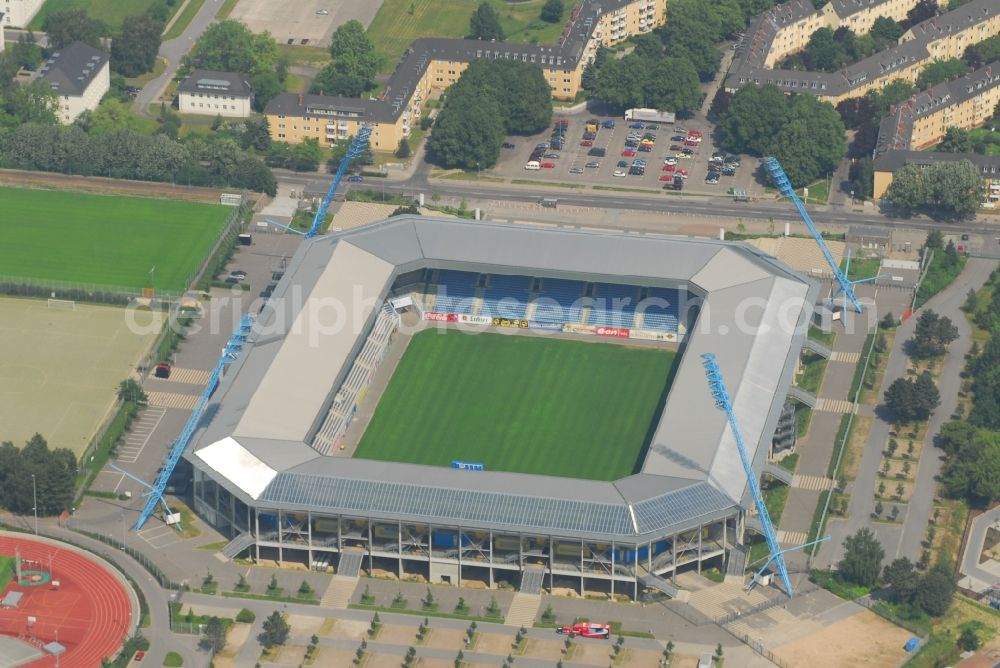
524, 161, 541, 170
698, 653, 712, 668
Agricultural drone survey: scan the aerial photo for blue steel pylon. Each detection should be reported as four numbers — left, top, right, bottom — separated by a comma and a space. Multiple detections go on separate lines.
307, 126, 372, 238
762, 157, 879, 314
132, 314, 254, 531
701, 352, 794, 597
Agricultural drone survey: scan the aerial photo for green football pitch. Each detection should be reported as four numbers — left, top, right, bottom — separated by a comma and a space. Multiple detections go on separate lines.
355, 330, 679, 481
0, 186, 229, 292
0, 555, 14, 591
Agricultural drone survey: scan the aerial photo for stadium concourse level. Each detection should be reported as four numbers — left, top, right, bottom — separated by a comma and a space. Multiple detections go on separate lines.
427, 270, 684, 334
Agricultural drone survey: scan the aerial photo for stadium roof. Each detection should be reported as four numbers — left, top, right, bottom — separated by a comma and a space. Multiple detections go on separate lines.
187, 217, 817, 542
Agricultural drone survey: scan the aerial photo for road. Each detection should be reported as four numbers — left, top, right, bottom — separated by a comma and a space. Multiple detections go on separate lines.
134, 0, 224, 112
275, 167, 1000, 238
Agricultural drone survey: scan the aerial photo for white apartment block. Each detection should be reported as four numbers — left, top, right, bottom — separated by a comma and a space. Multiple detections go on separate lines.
2, 0, 45, 28
38, 41, 110, 123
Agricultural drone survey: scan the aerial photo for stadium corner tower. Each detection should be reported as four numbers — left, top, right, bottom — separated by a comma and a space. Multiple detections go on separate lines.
185, 215, 817, 597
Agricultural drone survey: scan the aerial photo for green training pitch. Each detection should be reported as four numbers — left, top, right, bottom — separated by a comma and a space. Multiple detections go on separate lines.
355, 330, 679, 481
0, 555, 14, 592
0, 187, 228, 292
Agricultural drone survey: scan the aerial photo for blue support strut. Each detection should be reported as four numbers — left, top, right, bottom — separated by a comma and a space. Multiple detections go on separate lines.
762, 157, 864, 313
133, 314, 254, 531
701, 352, 794, 597
308, 127, 372, 238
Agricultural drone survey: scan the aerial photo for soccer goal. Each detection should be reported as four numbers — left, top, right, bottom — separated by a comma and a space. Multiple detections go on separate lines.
47, 298, 76, 310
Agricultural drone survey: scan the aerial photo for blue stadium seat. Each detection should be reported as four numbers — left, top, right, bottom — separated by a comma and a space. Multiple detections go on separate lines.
639, 288, 682, 332
590, 283, 639, 328
434, 270, 479, 315
533, 279, 587, 324
480, 274, 532, 320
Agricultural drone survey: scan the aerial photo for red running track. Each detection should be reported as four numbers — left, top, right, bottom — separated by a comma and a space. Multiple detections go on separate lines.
0, 536, 132, 668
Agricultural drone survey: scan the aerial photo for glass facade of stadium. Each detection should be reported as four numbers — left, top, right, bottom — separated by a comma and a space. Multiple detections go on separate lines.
193, 470, 742, 597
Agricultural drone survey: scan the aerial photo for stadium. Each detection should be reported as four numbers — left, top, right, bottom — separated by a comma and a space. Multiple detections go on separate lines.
185, 216, 818, 598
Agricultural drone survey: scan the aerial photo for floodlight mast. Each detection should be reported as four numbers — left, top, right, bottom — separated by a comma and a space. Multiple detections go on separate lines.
308, 126, 373, 238
762, 157, 878, 314
132, 314, 254, 531
701, 352, 794, 597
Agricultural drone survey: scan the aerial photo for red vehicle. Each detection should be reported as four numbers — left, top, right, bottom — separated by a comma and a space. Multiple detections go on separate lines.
580, 140, 593, 147
676, 168, 688, 178
556, 622, 611, 639
154, 363, 171, 379
134, 651, 145, 661
541, 162, 556, 169
621, 149, 636, 157
687, 129, 703, 138
684, 139, 700, 147
661, 164, 675, 172
659, 174, 673, 181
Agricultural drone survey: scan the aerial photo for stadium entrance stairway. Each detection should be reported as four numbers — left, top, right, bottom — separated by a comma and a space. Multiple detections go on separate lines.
787, 385, 817, 407
320, 549, 364, 609
635, 564, 687, 601
505, 593, 541, 627
220, 531, 255, 561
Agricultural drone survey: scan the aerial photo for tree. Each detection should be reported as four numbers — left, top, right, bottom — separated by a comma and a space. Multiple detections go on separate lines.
884, 374, 939, 424
644, 57, 702, 112
917, 58, 968, 89
939, 127, 973, 153
260, 611, 290, 647
250, 72, 282, 112
870, 16, 905, 49
942, 430, 1000, 504
43, 9, 107, 50
905, 0, 938, 27
181, 20, 279, 80
395, 138, 412, 159
913, 563, 954, 616
910, 310, 959, 359
469, 3, 504, 41
540, 0, 564, 23
312, 20, 379, 97
837, 528, 884, 587
884, 160, 983, 219
804, 27, 847, 72
117, 378, 148, 404
848, 157, 874, 199
959, 627, 980, 651
769, 94, 847, 187
201, 616, 226, 653
329, 20, 375, 61
717, 84, 790, 155
6, 81, 59, 126
111, 12, 164, 77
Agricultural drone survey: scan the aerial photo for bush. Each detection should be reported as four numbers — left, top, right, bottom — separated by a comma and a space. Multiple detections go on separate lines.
236, 608, 256, 623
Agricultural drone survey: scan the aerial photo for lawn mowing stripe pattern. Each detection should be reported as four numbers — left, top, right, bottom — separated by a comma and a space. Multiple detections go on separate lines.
355, 330, 678, 481
0, 187, 228, 292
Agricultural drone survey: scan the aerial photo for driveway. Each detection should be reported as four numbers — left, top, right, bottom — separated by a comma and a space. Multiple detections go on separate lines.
134, 0, 224, 113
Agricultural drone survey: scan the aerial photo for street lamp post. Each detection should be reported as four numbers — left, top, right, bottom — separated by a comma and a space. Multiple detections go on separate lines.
31, 474, 37, 535
121, 511, 126, 550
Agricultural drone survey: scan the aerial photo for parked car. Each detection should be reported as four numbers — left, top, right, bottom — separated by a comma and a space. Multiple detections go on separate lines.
602, 119, 616, 129
687, 129, 703, 138
638, 145, 652, 152
525, 161, 541, 170
134, 650, 146, 661
613, 170, 627, 177
663, 157, 677, 165
580, 140, 594, 147
347, 175, 363, 182
583, 131, 596, 140
671, 135, 685, 142
662, 164, 675, 171
570, 167, 584, 174
660, 174, 674, 181
669, 144, 683, 151
616, 160, 629, 168
535, 143, 549, 150
622, 149, 636, 157
629, 122, 644, 129
541, 162, 556, 169
544, 153, 559, 159
502, 142, 515, 149
681, 148, 694, 155
712, 151, 726, 160
585, 161, 600, 168
722, 166, 736, 176
154, 363, 171, 379
676, 152, 692, 159
588, 147, 606, 157
676, 168, 688, 177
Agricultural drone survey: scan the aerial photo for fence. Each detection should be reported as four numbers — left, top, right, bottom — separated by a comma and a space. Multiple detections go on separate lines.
0, 274, 182, 305
854, 595, 928, 638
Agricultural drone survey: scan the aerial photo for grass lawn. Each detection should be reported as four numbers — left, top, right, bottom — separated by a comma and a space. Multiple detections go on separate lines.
0, 556, 14, 591
355, 330, 678, 480
367, 0, 573, 73
800, 178, 830, 205
0, 186, 228, 292
163, 651, 184, 667
841, 255, 881, 281
808, 323, 836, 348
796, 352, 829, 395
30, 0, 168, 30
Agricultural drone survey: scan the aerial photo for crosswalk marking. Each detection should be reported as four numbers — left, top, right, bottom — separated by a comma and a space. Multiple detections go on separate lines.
146, 391, 200, 410
831, 351, 861, 363
792, 475, 835, 491
777, 530, 808, 545
150, 367, 211, 386
815, 397, 858, 414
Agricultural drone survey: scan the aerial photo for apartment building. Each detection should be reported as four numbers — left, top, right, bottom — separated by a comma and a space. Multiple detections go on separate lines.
264, 0, 667, 150
0, 13, 5, 54
823, 0, 946, 35
178, 71, 253, 118
727, 0, 999, 105
1, 0, 44, 28
872, 150, 1000, 205
38, 41, 110, 124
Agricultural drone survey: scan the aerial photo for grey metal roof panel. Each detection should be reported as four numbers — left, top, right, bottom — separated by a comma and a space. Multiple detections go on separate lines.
178, 70, 252, 97
632, 483, 735, 534
40, 41, 108, 97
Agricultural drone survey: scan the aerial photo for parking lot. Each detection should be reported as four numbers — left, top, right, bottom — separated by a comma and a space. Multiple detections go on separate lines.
490, 112, 760, 196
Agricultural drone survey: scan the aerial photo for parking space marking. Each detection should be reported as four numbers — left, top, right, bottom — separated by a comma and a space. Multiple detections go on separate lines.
116, 407, 166, 464
147, 391, 200, 410
151, 367, 211, 385
137, 524, 182, 549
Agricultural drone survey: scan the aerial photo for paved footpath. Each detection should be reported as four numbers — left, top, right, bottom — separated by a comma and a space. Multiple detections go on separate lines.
819, 258, 998, 568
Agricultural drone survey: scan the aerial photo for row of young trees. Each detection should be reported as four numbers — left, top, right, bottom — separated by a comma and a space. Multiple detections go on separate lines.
427, 59, 553, 170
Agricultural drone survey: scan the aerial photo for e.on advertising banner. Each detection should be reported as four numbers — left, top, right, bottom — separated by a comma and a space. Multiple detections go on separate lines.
424, 312, 457, 322
595, 326, 630, 338
562, 323, 595, 335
